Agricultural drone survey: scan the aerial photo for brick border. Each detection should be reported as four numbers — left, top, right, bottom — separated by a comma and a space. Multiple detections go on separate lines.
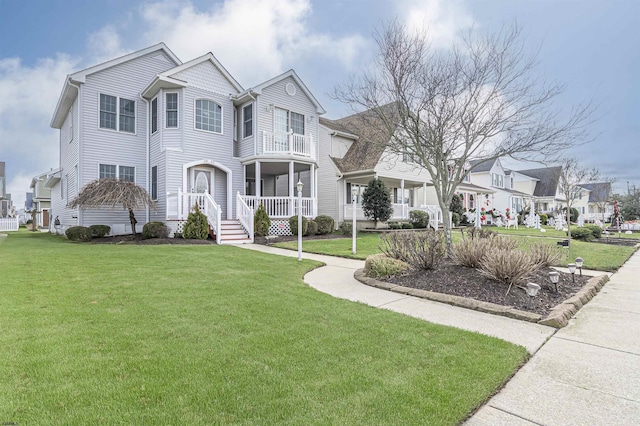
354, 269, 609, 328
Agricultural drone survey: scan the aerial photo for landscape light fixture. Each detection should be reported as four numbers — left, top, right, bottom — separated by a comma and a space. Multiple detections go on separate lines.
297, 180, 304, 262
567, 263, 576, 283
549, 270, 560, 293
526, 282, 541, 309
575, 257, 584, 276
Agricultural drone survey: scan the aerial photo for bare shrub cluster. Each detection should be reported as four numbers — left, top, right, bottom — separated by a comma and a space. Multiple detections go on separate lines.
364, 253, 411, 279
478, 249, 538, 293
462, 227, 496, 240
379, 230, 446, 270
528, 242, 563, 268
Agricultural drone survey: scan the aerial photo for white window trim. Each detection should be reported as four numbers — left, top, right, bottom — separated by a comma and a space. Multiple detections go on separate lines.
98, 163, 136, 183
97, 93, 137, 135
165, 92, 179, 129
151, 166, 158, 201
242, 103, 253, 139
272, 105, 305, 136
151, 96, 158, 134
193, 98, 223, 135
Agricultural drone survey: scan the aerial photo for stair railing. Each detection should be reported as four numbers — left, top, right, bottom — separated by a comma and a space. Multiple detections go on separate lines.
236, 191, 254, 243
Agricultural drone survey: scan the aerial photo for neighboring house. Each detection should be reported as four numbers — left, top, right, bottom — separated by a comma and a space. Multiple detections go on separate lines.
579, 182, 613, 222
30, 171, 53, 229
49, 43, 324, 242
516, 166, 567, 215
317, 106, 446, 229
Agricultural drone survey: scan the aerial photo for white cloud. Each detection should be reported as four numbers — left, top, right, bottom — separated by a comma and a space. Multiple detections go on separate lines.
87, 25, 127, 64
138, 0, 368, 85
0, 55, 79, 208
395, 0, 474, 48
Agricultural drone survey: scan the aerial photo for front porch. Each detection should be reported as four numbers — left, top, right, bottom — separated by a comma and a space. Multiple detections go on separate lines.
343, 203, 446, 230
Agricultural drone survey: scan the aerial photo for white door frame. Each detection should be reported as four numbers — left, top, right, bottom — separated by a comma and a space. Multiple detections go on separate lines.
182, 159, 233, 219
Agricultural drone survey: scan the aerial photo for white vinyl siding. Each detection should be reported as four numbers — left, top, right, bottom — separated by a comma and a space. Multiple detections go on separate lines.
166, 93, 178, 128
195, 99, 222, 133
99, 93, 136, 133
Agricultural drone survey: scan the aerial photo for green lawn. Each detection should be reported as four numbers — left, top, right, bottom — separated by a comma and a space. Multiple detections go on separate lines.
1, 230, 527, 425
276, 230, 636, 271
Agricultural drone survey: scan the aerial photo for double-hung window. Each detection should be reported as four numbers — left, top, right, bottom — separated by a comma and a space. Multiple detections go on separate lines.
195, 99, 222, 133
291, 111, 304, 135
151, 166, 158, 200
166, 93, 178, 128
99, 94, 136, 133
491, 173, 504, 188
99, 164, 117, 179
243, 104, 253, 138
151, 98, 158, 134
119, 166, 135, 182
99, 164, 135, 182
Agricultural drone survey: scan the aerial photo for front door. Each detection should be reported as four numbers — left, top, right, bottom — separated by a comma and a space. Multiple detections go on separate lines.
191, 169, 213, 195
42, 209, 49, 227
274, 107, 289, 151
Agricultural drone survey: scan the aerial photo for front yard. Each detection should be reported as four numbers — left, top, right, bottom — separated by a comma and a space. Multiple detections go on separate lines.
1, 231, 527, 425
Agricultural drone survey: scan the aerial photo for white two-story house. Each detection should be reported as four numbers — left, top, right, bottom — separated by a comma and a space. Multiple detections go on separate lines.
50, 43, 324, 242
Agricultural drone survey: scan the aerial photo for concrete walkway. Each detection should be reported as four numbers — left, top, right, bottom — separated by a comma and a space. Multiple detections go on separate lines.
467, 250, 640, 425
242, 244, 554, 354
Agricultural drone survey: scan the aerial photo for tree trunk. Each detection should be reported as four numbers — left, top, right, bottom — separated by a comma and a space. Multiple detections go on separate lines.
129, 208, 138, 239
566, 207, 572, 257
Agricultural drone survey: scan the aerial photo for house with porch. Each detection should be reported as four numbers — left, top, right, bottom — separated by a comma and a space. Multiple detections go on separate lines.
49, 43, 324, 242
29, 170, 53, 229
578, 182, 613, 222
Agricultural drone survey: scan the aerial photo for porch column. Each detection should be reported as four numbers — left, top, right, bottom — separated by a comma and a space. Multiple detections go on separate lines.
400, 179, 405, 218
343, 179, 348, 223
255, 161, 261, 200
475, 192, 481, 229
423, 182, 427, 207
310, 163, 316, 216
289, 161, 295, 217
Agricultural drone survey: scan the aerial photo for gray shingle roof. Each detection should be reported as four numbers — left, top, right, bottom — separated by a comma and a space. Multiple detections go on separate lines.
579, 182, 612, 203
469, 159, 497, 173
517, 167, 562, 197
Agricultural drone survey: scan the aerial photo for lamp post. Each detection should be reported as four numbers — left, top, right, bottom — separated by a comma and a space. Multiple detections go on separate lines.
567, 263, 576, 283
526, 282, 541, 309
549, 270, 560, 293
297, 180, 303, 261
352, 193, 357, 254
575, 257, 584, 276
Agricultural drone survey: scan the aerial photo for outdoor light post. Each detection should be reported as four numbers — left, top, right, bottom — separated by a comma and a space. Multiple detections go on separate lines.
575, 257, 584, 276
549, 270, 560, 293
568, 263, 576, 283
297, 180, 303, 261
352, 193, 357, 254
526, 282, 541, 309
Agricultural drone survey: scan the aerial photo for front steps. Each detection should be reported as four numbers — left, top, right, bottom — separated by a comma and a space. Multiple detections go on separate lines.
217, 219, 252, 244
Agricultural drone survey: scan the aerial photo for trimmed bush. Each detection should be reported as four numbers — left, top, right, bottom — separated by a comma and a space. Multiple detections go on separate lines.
183, 204, 209, 240
314, 215, 335, 235
306, 220, 318, 236
409, 210, 430, 228
478, 249, 538, 292
388, 222, 402, 230
529, 242, 562, 268
570, 227, 594, 242
452, 212, 460, 226
289, 215, 308, 236
88, 224, 111, 238
539, 213, 548, 225
142, 222, 169, 239
254, 203, 271, 237
584, 224, 603, 239
65, 226, 92, 242
380, 230, 446, 270
364, 253, 411, 279
401, 222, 414, 229
339, 221, 352, 236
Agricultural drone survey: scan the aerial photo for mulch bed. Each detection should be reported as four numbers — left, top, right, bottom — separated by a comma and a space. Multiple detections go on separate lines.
385, 260, 592, 317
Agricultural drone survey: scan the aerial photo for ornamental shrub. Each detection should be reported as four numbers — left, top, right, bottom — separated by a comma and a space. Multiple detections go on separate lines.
289, 215, 308, 236
584, 224, 603, 239
539, 213, 548, 225
88, 224, 111, 238
380, 230, 445, 270
364, 253, 411, 279
409, 210, 429, 228
570, 227, 594, 242
339, 221, 352, 236
401, 222, 413, 229
306, 220, 318, 236
183, 204, 209, 240
529, 242, 563, 268
478, 249, 538, 293
254, 203, 271, 237
361, 178, 393, 226
452, 212, 460, 226
314, 215, 335, 235
65, 226, 92, 242
449, 194, 465, 216
142, 222, 169, 239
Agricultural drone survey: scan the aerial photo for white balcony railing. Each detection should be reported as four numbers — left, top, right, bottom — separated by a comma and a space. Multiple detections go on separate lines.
262, 131, 314, 158
241, 195, 316, 218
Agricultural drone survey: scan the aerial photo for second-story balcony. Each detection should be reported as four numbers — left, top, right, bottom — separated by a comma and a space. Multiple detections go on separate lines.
262, 131, 315, 159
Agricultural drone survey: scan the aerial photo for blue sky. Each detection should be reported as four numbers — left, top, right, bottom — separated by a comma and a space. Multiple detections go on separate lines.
1, 0, 638, 208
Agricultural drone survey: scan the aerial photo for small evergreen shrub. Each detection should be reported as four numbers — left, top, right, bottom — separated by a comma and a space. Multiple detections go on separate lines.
401, 222, 413, 229
314, 215, 335, 235
449, 194, 465, 216
65, 226, 92, 242
452, 212, 460, 226
183, 204, 209, 240
584, 224, 603, 239
361, 179, 393, 225
142, 222, 169, 239
289, 215, 308, 236
409, 210, 429, 228
254, 203, 271, 237
570, 227, 594, 242
380, 230, 445, 270
306, 220, 318, 236
529, 242, 562, 268
88, 224, 111, 238
388, 222, 402, 230
539, 213, 548, 225
364, 254, 411, 279
339, 221, 352, 236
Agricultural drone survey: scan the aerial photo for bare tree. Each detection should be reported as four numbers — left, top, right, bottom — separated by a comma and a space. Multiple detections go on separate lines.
557, 158, 599, 251
69, 178, 153, 237
333, 21, 594, 255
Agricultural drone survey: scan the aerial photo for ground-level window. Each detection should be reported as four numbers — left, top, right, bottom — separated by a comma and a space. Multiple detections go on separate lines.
119, 166, 135, 182
393, 188, 414, 206
99, 164, 117, 179
511, 197, 523, 213
346, 183, 366, 204
151, 166, 158, 200
99, 164, 135, 182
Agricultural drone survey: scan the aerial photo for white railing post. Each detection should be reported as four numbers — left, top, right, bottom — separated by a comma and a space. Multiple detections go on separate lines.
177, 188, 183, 220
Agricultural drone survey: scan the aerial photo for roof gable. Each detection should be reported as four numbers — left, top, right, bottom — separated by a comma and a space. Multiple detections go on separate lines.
162, 52, 243, 93
518, 166, 562, 197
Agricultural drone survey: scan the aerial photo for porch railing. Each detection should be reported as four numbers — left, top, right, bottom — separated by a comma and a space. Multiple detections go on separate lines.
0, 217, 19, 232
343, 204, 444, 230
241, 195, 316, 218
167, 189, 221, 243
262, 131, 314, 158
236, 192, 254, 242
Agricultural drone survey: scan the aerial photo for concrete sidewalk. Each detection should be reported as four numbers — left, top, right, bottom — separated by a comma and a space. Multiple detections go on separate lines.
242, 244, 554, 354
467, 250, 640, 425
